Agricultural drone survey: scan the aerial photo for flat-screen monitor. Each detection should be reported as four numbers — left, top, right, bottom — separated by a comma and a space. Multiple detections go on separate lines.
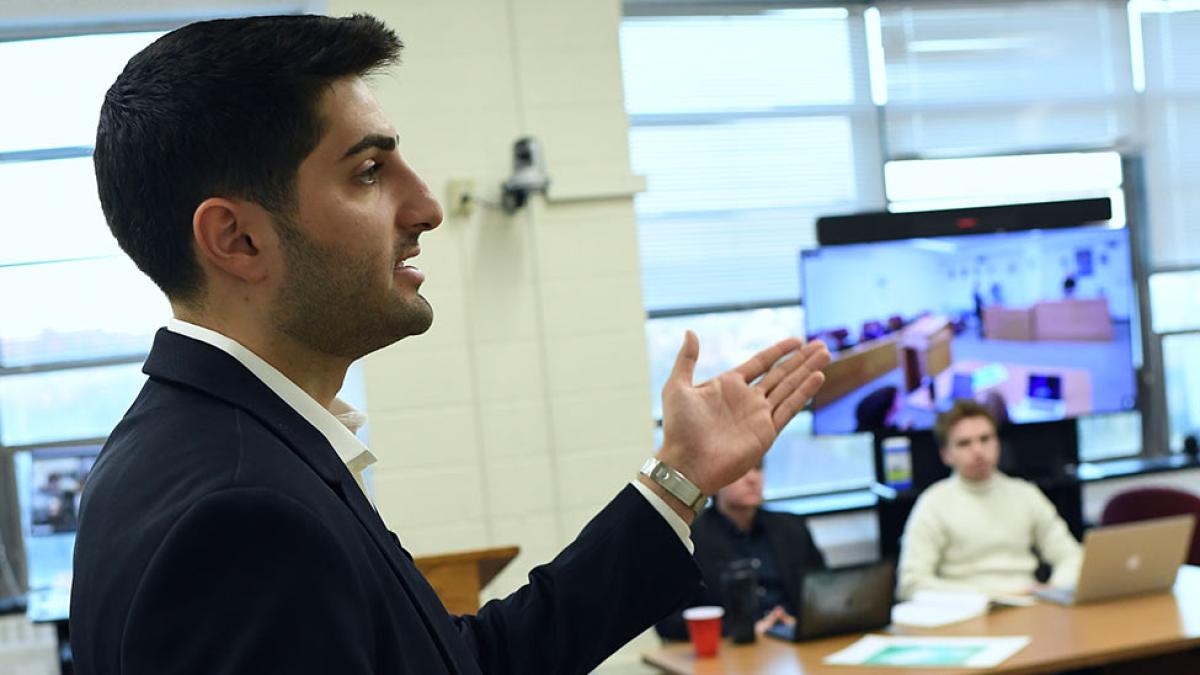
14, 442, 102, 622
801, 224, 1137, 435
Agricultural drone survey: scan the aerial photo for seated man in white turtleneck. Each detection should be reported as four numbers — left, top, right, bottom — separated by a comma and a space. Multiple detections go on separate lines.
897, 400, 1082, 601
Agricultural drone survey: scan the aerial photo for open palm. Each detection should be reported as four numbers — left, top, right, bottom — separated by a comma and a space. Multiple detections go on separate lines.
658, 331, 831, 495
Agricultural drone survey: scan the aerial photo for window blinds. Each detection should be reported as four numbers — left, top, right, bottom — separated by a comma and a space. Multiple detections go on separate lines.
879, 0, 1135, 158
1138, 5, 1200, 267
620, 8, 883, 313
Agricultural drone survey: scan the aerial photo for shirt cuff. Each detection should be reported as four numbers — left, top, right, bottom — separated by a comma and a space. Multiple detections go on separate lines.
630, 479, 694, 555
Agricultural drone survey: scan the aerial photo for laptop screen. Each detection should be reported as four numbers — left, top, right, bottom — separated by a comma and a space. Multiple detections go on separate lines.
795, 562, 895, 640
1027, 374, 1064, 401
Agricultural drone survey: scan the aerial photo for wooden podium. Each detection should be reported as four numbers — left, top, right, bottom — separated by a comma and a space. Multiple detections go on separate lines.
900, 316, 953, 393
413, 545, 520, 615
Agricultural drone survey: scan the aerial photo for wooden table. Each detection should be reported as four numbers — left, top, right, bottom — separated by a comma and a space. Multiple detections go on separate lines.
644, 566, 1200, 674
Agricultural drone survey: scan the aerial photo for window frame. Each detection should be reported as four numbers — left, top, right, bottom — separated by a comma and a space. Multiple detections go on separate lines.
0, 22, 186, 452
623, 1, 1195, 506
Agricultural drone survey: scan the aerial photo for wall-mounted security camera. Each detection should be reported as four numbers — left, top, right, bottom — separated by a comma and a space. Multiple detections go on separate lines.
501, 137, 550, 213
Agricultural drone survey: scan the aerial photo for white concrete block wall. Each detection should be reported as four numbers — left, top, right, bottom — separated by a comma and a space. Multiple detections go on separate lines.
331, 0, 665, 666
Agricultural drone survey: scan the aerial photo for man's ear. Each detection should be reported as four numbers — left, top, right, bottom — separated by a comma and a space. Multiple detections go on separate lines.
191, 197, 276, 284
939, 447, 952, 467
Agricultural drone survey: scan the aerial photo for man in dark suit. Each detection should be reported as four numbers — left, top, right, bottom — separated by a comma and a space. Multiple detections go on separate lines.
655, 462, 826, 640
68, 14, 831, 675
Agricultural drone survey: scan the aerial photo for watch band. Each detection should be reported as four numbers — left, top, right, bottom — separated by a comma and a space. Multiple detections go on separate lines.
640, 458, 708, 515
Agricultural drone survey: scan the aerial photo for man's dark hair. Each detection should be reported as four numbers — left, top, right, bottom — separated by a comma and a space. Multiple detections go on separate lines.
855, 385, 898, 433
94, 14, 402, 304
933, 399, 997, 449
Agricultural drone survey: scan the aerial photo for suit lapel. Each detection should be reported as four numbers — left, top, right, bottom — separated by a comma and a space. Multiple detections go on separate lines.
142, 329, 472, 673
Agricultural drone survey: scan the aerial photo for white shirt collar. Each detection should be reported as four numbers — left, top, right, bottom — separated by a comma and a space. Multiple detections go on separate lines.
165, 318, 376, 472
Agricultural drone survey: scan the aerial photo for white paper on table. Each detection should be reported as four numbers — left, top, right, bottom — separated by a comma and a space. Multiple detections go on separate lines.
891, 590, 990, 627
824, 635, 1031, 668
989, 593, 1037, 608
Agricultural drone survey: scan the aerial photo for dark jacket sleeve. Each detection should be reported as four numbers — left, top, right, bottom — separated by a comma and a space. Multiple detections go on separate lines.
450, 485, 700, 675
652, 581, 711, 641
121, 488, 375, 675
655, 509, 723, 642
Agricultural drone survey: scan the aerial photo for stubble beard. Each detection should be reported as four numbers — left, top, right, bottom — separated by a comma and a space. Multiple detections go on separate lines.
271, 220, 434, 361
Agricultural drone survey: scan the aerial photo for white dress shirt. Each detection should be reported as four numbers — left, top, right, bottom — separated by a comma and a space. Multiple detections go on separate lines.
165, 319, 693, 553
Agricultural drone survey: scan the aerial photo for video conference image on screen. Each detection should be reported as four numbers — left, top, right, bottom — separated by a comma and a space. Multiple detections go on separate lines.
801, 224, 1137, 436
16, 445, 101, 622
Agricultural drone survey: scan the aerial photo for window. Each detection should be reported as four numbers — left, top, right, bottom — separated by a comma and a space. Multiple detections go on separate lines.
0, 31, 168, 451
0, 28, 169, 602
884, 152, 1125, 214
1150, 268, 1200, 450
1148, 269, 1200, 334
644, 305, 804, 420
1164, 334, 1200, 449
621, 1, 1196, 495
621, 7, 883, 314
877, 0, 1134, 159
1134, 2, 1200, 454
0, 21, 380, 610
1135, 1, 1200, 268
622, 6, 883, 496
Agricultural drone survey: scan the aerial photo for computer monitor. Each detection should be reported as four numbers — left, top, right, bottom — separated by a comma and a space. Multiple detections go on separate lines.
14, 442, 102, 622
801, 222, 1137, 435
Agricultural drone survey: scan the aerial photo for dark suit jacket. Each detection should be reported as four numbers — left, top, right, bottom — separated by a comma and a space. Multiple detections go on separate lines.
70, 329, 699, 674
655, 505, 825, 640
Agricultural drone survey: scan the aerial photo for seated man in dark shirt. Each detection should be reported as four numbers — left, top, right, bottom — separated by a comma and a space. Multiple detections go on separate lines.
655, 461, 826, 640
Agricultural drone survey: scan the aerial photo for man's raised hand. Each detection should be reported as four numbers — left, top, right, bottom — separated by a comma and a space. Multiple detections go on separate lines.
656, 331, 831, 496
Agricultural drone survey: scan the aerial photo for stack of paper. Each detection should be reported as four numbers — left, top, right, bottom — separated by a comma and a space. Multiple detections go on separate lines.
891, 590, 990, 627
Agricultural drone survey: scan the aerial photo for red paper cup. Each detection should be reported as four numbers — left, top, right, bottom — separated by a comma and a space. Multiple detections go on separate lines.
682, 606, 724, 658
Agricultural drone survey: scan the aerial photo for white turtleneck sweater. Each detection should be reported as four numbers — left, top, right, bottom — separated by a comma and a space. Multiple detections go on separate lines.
897, 472, 1082, 600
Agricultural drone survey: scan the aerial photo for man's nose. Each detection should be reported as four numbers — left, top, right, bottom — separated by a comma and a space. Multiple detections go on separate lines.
398, 165, 444, 232
410, 184, 443, 232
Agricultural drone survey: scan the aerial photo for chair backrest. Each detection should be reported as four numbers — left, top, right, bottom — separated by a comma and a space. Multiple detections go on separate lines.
1100, 487, 1200, 566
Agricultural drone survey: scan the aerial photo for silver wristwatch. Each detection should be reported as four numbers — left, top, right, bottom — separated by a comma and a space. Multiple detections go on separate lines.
640, 458, 708, 515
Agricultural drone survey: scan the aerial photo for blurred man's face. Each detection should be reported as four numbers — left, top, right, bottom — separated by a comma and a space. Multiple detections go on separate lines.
717, 464, 765, 510
270, 76, 444, 360
940, 415, 999, 483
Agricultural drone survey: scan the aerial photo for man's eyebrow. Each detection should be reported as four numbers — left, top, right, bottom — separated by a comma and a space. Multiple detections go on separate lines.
341, 133, 399, 159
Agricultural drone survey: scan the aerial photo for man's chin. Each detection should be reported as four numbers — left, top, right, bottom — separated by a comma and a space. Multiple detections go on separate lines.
388, 297, 434, 340
409, 296, 434, 334
407, 316, 434, 337
964, 469, 993, 482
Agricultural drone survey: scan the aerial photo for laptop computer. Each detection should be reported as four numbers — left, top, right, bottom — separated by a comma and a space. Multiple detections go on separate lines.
766, 560, 895, 642
1036, 514, 1195, 606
